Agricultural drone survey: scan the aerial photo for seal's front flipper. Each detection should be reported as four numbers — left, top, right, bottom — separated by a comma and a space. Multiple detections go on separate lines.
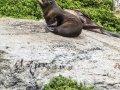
45, 26, 55, 33
45, 19, 58, 32
48, 18, 58, 27
47, 22, 57, 27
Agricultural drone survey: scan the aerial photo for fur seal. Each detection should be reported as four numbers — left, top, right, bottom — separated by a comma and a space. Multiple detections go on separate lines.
37, 0, 120, 38
37, 0, 83, 37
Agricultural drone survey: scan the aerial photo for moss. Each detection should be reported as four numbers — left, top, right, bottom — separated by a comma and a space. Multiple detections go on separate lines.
43, 75, 94, 90
0, 0, 42, 20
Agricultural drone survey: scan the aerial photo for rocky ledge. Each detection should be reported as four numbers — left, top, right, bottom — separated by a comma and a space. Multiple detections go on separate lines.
0, 18, 120, 90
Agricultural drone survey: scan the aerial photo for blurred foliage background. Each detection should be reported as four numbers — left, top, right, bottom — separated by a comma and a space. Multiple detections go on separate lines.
0, 0, 120, 33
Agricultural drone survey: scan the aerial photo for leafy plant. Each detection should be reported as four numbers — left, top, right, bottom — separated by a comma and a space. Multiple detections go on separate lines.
43, 75, 94, 90
0, 0, 42, 19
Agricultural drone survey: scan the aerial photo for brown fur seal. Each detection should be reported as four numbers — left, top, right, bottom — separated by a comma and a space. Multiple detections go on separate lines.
37, 0, 120, 38
37, 0, 83, 37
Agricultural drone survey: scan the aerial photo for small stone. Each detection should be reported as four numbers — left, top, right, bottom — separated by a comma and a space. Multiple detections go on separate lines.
95, 84, 109, 90
105, 78, 120, 86
3, 76, 20, 88
113, 84, 120, 90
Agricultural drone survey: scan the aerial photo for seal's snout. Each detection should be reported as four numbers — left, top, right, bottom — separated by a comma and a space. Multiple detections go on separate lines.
37, 0, 43, 4
37, 0, 52, 4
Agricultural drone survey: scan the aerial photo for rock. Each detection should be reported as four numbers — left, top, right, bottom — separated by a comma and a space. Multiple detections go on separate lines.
114, 0, 120, 9
113, 84, 120, 90
105, 78, 120, 86
0, 18, 120, 90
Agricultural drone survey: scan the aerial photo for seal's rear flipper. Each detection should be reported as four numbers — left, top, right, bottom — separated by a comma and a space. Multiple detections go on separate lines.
103, 31, 120, 38
83, 24, 104, 34
74, 9, 103, 33
45, 26, 54, 33
74, 9, 120, 38
83, 24, 120, 38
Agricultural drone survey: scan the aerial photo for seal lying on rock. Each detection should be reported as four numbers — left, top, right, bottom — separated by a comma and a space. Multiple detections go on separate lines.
37, 0, 120, 38
37, 0, 83, 37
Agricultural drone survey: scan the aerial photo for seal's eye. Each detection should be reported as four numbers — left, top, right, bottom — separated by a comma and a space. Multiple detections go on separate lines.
49, 1, 52, 4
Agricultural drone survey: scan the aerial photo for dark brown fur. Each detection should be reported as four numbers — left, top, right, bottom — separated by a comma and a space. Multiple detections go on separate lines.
37, 0, 83, 37
37, 0, 120, 38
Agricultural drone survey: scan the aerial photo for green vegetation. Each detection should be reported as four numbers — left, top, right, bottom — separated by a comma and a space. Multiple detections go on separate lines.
0, 0, 120, 33
43, 75, 94, 90
0, 0, 42, 20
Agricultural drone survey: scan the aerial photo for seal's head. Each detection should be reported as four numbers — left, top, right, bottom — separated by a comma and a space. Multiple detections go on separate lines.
37, 0, 54, 8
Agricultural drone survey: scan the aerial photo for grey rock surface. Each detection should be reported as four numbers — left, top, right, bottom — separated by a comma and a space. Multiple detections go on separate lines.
114, 0, 120, 9
0, 18, 120, 90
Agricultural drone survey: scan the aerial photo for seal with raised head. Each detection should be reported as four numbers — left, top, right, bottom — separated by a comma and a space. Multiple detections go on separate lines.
37, 0, 83, 37
37, 0, 120, 38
